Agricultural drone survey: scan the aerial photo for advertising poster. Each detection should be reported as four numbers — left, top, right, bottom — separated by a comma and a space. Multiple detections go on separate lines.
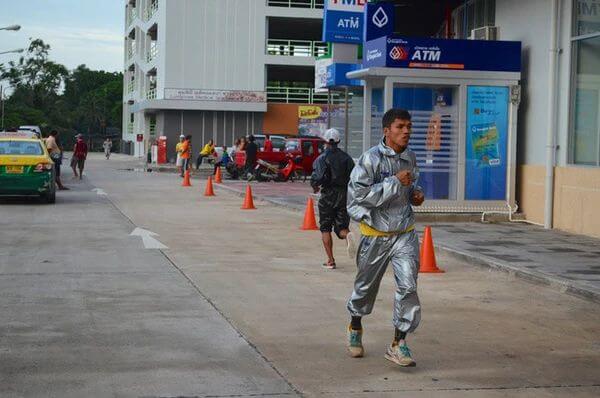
465, 86, 509, 200
298, 105, 343, 138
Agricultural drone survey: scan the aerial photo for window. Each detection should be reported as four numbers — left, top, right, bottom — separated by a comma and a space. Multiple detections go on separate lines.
570, 2, 600, 165
302, 141, 314, 156
0, 141, 43, 155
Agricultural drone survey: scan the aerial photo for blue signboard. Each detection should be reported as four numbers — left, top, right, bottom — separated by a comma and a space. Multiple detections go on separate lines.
322, 0, 366, 44
363, 3, 395, 42
465, 86, 510, 200
364, 36, 521, 72
326, 63, 362, 87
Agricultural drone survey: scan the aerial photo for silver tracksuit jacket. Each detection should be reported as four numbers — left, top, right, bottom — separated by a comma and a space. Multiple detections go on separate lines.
346, 139, 422, 332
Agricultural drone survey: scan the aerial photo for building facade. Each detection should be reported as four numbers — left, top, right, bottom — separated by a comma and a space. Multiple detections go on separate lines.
445, 0, 599, 237
122, 0, 328, 159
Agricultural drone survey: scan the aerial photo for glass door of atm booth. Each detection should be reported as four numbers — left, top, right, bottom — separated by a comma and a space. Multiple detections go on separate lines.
365, 78, 519, 213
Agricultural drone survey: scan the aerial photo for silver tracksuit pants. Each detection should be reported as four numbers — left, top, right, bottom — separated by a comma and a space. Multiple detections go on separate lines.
347, 230, 421, 333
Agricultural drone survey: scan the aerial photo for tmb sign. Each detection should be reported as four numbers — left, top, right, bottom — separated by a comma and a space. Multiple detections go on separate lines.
364, 36, 522, 73
322, 0, 367, 44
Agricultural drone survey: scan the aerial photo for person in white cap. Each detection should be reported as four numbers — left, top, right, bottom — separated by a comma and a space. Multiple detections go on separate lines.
175, 134, 185, 175
310, 128, 355, 269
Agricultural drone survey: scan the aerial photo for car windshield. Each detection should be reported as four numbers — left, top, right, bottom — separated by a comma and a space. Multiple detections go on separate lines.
0, 140, 44, 155
272, 138, 286, 150
285, 140, 300, 152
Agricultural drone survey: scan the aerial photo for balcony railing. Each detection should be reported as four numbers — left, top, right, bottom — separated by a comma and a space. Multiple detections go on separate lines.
147, 42, 157, 62
127, 45, 136, 60
127, 7, 138, 26
127, 81, 135, 93
267, 0, 324, 9
266, 39, 328, 58
146, 87, 157, 100
149, 121, 157, 136
127, 122, 134, 134
144, 0, 158, 21
266, 86, 344, 104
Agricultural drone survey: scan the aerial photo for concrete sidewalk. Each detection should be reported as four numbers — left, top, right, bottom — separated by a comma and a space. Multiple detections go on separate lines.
216, 179, 600, 304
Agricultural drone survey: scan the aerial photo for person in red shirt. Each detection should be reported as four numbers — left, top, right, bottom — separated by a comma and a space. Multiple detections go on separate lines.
71, 134, 88, 180
263, 134, 273, 152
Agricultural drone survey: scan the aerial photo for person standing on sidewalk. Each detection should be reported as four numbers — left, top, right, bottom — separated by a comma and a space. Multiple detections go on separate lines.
346, 108, 425, 367
310, 128, 355, 270
179, 135, 191, 177
244, 135, 258, 178
71, 134, 88, 180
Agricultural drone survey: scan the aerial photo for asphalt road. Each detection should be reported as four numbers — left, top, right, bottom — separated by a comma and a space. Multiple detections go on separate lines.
1, 153, 599, 398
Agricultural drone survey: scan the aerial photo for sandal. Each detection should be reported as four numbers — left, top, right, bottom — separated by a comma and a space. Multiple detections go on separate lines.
322, 261, 336, 270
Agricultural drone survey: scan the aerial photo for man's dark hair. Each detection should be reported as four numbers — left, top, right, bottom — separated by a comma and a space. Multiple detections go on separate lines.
248, 135, 255, 142
185, 135, 192, 140
382, 108, 411, 129
50, 130, 58, 136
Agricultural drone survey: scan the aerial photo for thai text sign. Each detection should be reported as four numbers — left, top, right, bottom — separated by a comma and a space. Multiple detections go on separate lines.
164, 88, 266, 103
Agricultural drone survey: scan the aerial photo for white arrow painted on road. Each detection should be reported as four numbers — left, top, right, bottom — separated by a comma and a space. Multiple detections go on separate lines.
92, 188, 107, 196
130, 227, 168, 250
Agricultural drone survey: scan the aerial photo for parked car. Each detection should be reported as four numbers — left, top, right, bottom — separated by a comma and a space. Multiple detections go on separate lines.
0, 132, 56, 203
18, 125, 42, 138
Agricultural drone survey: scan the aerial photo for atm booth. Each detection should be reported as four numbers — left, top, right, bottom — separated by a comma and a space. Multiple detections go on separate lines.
346, 35, 522, 213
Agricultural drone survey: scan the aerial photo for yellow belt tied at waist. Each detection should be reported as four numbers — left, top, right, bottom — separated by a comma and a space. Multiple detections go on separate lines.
359, 222, 415, 237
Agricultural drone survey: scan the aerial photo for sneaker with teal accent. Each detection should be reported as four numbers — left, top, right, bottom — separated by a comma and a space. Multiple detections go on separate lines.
384, 343, 416, 367
347, 326, 364, 358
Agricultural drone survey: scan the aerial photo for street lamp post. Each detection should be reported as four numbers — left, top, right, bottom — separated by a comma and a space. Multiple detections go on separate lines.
0, 48, 24, 56
0, 25, 21, 31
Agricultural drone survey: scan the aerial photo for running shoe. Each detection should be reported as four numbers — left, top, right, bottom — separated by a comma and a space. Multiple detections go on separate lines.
384, 343, 416, 367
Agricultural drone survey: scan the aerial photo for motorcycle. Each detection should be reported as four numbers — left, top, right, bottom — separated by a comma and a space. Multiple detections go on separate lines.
250, 154, 304, 182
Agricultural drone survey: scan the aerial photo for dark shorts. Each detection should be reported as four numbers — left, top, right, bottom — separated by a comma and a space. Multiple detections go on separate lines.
318, 189, 350, 239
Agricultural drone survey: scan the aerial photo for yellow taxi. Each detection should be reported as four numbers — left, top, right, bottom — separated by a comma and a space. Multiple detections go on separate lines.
0, 132, 56, 203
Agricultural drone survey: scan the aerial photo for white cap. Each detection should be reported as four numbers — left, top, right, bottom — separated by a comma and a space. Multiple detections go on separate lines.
179, 134, 185, 138
324, 128, 341, 143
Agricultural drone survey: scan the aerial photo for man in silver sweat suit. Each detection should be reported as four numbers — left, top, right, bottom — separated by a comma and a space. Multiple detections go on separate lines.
346, 108, 425, 367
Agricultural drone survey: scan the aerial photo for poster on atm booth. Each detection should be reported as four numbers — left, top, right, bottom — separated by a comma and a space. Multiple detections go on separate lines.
465, 86, 509, 200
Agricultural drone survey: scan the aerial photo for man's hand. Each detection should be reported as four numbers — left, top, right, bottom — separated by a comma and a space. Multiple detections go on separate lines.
396, 170, 413, 186
313, 185, 320, 194
411, 190, 425, 206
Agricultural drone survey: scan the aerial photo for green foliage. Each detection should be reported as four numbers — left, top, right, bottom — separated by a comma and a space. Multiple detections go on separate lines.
0, 38, 122, 137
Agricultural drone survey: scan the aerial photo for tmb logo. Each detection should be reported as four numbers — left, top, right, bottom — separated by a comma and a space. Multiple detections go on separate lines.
329, 0, 367, 12
389, 46, 409, 61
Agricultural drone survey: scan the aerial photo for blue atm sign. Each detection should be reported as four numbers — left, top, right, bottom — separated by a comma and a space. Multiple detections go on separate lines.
322, 0, 367, 44
364, 36, 522, 73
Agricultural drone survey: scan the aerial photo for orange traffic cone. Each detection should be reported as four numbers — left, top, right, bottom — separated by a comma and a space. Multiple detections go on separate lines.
204, 176, 215, 196
214, 166, 223, 183
241, 184, 256, 210
182, 169, 192, 187
419, 226, 444, 273
301, 197, 318, 230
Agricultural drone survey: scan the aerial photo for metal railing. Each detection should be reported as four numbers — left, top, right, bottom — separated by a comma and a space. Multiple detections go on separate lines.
266, 39, 328, 57
267, 0, 324, 9
149, 121, 156, 136
127, 80, 135, 93
127, 122, 134, 134
127, 7, 138, 26
144, 0, 158, 21
266, 86, 344, 104
127, 45, 136, 59
147, 42, 157, 62
146, 87, 157, 100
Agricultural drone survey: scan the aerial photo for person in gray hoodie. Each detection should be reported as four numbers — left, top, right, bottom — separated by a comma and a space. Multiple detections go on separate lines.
346, 108, 425, 367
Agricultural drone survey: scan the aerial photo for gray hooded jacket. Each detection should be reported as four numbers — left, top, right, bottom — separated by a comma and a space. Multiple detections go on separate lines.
347, 139, 422, 233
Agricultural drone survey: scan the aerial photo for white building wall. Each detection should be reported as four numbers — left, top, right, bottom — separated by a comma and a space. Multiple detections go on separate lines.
495, 0, 552, 166
162, 0, 265, 94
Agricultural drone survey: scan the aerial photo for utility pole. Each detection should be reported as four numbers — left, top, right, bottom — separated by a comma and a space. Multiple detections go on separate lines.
1, 85, 4, 131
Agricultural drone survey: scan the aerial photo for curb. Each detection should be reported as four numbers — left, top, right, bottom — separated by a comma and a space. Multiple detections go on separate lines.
217, 181, 600, 305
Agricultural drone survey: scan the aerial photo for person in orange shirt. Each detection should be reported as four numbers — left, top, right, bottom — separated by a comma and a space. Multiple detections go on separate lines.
179, 135, 192, 177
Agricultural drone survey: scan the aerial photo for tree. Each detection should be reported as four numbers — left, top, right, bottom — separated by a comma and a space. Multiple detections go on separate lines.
0, 39, 68, 109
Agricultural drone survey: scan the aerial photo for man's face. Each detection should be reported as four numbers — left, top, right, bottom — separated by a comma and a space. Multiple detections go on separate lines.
384, 118, 412, 149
